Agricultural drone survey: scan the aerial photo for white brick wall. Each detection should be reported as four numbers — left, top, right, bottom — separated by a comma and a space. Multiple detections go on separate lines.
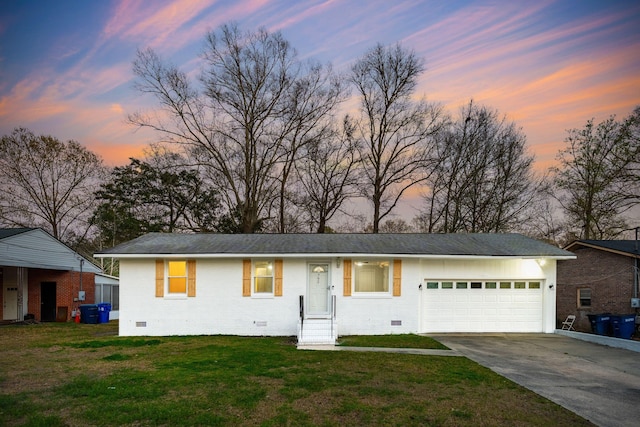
118, 256, 558, 336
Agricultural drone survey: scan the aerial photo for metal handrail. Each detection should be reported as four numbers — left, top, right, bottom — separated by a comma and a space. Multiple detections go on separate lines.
331, 295, 336, 340
299, 295, 304, 338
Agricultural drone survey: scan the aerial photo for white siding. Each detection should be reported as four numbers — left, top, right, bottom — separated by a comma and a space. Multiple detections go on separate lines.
0, 229, 101, 273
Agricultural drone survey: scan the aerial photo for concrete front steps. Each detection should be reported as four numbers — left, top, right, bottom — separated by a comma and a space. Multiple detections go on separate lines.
297, 317, 337, 346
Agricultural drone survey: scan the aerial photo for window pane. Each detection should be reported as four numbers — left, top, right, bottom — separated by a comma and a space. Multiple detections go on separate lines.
169, 277, 187, 293
579, 288, 591, 307
168, 261, 186, 277
255, 277, 273, 293
485, 282, 497, 289
514, 281, 526, 289
354, 261, 389, 292
442, 282, 453, 289
529, 281, 541, 289
426, 282, 439, 289
112, 286, 119, 310
470, 281, 482, 289
500, 282, 511, 289
255, 261, 273, 278
103, 285, 112, 304
456, 282, 468, 289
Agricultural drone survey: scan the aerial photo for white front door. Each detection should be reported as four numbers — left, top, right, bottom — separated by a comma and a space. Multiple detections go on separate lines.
3, 268, 19, 320
307, 263, 330, 315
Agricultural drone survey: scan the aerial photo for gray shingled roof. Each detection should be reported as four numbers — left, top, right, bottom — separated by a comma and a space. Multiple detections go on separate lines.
569, 240, 640, 257
0, 228, 34, 240
96, 233, 574, 258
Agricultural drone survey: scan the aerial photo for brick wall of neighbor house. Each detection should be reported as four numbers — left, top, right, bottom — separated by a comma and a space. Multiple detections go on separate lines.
557, 247, 636, 332
27, 269, 96, 321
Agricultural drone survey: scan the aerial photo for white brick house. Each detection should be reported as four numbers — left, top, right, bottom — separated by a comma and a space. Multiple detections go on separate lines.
95, 233, 574, 344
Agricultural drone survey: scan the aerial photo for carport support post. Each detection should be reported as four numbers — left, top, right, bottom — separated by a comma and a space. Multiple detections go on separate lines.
634, 227, 638, 299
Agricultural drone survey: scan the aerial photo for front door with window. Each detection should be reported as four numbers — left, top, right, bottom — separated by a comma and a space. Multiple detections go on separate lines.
307, 263, 330, 316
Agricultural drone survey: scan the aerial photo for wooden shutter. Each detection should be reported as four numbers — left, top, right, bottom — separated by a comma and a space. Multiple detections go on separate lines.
155, 259, 164, 297
274, 259, 283, 296
393, 259, 402, 296
343, 259, 352, 296
187, 260, 196, 297
242, 259, 251, 297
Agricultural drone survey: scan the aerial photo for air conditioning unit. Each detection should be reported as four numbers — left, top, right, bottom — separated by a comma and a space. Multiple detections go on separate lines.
631, 298, 640, 308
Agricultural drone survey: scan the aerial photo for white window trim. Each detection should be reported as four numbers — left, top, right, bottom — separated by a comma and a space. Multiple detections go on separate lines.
166, 260, 188, 299
252, 259, 275, 297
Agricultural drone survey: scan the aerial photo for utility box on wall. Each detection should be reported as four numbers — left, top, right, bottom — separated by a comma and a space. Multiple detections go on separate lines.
631, 298, 640, 308
78, 291, 86, 301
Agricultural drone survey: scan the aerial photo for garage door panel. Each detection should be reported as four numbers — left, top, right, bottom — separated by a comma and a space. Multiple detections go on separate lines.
421, 281, 543, 333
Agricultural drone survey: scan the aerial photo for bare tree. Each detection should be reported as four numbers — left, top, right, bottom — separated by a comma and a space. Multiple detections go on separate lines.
552, 107, 640, 239
295, 119, 361, 233
0, 128, 106, 245
129, 24, 343, 233
349, 43, 444, 233
420, 101, 540, 233
272, 62, 347, 232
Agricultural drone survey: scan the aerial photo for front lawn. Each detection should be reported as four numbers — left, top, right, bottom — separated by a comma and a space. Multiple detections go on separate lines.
0, 322, 592, 426
338, 333, 449, 349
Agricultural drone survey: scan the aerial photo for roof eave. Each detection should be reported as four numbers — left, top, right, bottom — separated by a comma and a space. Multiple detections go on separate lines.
95, 252, 575, 260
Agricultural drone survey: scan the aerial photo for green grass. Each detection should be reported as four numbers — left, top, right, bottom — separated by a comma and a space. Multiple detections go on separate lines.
338, 333, 449, 349
0, 322, 593, 426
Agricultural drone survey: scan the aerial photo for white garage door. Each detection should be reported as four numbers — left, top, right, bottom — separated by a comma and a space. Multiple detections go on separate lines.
420, 280, 543, 333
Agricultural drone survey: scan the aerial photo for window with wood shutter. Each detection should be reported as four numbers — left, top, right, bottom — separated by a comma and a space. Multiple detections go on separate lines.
274, 259, 283, 296
155, 259, 164, 297
187, 260, 196, 297
393, 259, 401, 296
242, 259, 251, 296
343, 259, 352, 296
156, 259, 196, 297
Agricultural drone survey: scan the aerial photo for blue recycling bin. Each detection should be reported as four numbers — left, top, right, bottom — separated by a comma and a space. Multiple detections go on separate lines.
587, 314, 611, 336
97, 303, 112, 324
611, 315, 635, 339
80, 304, 99, 324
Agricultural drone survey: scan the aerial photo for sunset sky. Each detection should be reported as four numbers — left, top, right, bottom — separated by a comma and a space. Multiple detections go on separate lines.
1, 0, 639, 174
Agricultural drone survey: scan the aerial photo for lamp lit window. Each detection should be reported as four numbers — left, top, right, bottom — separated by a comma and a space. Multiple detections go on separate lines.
254, 261, 274, 293
354, 260, 389, 292
168, 261, 187, 294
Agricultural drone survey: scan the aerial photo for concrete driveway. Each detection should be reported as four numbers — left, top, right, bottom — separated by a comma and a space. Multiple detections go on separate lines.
431, 333, 640, 427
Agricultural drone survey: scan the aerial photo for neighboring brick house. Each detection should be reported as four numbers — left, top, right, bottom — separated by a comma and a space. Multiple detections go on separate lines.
0, 228, 103, 322
557, 240, 640, 333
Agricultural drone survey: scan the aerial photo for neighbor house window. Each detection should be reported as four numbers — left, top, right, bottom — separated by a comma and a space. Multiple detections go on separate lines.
95, 283, 120, 310
354, 261, 389, 293
254, 261, 274, 293
168, 261, 187, 294
578, 288, 591, 307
